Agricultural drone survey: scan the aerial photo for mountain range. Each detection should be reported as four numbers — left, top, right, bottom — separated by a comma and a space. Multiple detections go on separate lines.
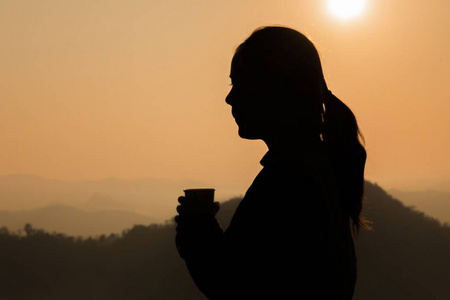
1, 174, 449, 239
0, 174, 244, 224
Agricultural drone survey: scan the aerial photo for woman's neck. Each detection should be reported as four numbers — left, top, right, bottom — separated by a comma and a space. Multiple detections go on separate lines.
263, 133, 323, 153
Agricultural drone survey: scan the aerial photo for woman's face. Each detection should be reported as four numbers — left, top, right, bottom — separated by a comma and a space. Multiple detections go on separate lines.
225, 51, 281, 140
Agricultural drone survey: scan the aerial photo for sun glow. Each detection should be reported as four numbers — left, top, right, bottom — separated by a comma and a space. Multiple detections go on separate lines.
327, 0, 368, 20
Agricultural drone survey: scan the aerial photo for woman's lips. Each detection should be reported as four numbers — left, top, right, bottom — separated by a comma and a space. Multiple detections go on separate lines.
232, 108, 243, 121
232, 107, 250, 126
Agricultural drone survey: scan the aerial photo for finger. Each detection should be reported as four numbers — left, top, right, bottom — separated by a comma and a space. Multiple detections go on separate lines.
213, 202, 220, 214
178, 196, 186, 204
177, 204, 198, 215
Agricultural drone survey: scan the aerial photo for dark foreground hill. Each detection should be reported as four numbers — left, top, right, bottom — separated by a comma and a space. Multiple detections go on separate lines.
354, 182, 450, 299
0, 181, 449, 299
388, 189, 450, 224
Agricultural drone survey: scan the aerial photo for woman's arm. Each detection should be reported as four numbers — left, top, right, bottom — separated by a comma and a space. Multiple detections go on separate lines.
175, 201, 228, 299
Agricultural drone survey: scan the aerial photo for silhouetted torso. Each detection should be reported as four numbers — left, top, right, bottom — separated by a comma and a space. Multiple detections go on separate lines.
176, 145, 356, 299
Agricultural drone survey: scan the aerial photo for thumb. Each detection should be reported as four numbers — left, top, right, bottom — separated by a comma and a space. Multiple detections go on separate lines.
213, 202, 220, 214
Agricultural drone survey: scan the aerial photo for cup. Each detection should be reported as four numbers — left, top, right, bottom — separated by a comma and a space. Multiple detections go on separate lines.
183, 188, 215, 206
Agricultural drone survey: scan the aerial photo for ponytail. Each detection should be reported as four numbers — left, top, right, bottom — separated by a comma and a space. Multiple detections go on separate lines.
322, 90, 370, 237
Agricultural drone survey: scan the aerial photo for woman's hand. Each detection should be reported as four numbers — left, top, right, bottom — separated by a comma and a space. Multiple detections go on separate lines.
175, 196, 222, 258
176, 196, 220, 220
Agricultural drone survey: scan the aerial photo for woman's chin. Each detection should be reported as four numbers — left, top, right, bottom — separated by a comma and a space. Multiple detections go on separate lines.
238, 125, 261, 140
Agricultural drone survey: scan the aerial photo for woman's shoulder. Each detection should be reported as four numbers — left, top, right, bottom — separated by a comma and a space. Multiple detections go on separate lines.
244, 163, 326, 209
257, 164, 320, 188
258, 150, 331, 188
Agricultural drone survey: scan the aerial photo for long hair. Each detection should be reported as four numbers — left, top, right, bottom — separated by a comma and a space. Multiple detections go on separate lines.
237, 26, 369, 236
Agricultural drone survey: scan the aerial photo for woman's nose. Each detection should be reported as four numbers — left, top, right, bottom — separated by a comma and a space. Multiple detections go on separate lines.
225, 88, 234, 105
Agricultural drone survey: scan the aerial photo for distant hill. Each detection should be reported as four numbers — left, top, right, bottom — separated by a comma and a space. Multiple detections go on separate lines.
0, 205, 157, 237
0, 181, 449, 299
0, 174, 245, 223
388, 189, 450, 225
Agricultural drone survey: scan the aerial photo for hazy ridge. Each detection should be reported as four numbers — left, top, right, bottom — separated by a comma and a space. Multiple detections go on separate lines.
0, 205, 157, 237
0, 174, 244, 226
1, 174, 449, 238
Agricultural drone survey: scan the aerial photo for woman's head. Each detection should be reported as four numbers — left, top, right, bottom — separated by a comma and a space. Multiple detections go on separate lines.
226, 26, 325, 142
227, 26, 369, 236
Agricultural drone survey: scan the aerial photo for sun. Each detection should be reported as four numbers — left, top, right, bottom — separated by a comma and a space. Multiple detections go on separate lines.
326, 0, 368, 20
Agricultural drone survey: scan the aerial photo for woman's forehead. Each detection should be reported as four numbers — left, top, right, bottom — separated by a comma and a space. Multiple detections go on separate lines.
230, 54, 248, 79
230, 49, 262, 81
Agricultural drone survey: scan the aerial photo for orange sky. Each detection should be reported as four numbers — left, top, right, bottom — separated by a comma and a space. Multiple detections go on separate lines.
1, 0, 450, 193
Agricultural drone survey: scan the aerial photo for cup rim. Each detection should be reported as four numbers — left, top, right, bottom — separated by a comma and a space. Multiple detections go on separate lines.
183, 188, 215, 192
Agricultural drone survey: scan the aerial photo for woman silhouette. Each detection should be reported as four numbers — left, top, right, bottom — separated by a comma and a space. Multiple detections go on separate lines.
175, 26, 368, 299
